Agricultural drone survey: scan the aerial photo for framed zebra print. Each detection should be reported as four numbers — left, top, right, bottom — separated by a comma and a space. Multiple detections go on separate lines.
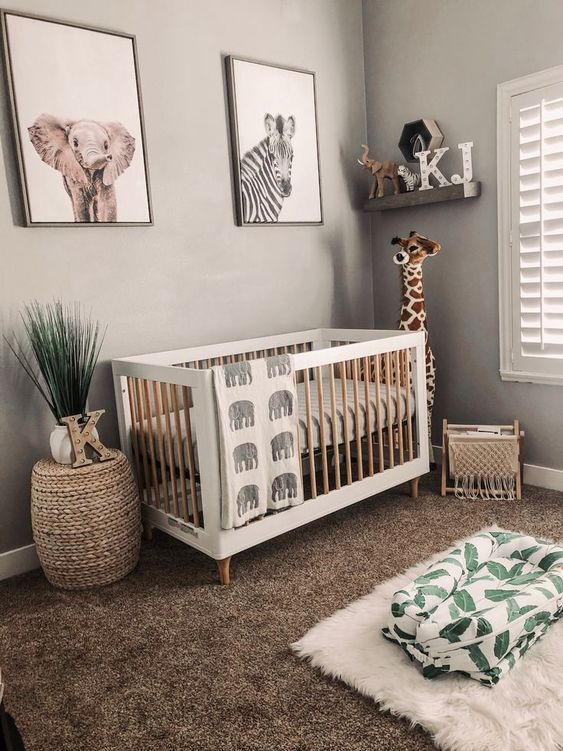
225, 56, 323, 226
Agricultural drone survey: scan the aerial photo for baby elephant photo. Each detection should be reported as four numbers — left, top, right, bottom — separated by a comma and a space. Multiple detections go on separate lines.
28, 113, 135, 222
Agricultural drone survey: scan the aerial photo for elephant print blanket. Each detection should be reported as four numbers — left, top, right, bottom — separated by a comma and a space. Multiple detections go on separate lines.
212, 355, 304, 529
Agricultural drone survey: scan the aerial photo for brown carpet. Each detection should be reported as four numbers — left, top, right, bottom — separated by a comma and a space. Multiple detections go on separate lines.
1, 473, 562, 751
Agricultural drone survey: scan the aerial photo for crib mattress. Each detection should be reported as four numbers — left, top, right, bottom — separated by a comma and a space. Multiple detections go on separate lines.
296, 376, 411, 452
143, 377, 414, 473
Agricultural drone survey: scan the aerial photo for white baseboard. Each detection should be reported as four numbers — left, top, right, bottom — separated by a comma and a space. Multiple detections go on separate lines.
523, 464, 563, 492
432, 444, 563, 493
0, 543, 40, 581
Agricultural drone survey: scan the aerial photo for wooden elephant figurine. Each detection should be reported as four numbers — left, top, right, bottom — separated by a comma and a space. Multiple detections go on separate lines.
358, 144, 401, 199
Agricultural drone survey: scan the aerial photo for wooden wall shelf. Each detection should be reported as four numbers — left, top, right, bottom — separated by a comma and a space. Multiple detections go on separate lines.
363, 181, 481, 212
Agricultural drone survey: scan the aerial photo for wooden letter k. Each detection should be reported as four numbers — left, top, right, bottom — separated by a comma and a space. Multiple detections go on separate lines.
60, 410, 114, 468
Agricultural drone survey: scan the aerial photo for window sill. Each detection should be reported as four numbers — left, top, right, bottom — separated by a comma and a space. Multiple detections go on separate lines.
500, 369, 563, 387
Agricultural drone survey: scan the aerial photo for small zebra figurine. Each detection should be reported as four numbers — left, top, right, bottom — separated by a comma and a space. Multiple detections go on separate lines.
397, 164, 420, 192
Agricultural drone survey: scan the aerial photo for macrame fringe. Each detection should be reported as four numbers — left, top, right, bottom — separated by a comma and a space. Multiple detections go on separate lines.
454, 473, 515, 501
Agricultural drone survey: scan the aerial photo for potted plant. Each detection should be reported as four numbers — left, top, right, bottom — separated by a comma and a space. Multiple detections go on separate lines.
6, 300, 105, 464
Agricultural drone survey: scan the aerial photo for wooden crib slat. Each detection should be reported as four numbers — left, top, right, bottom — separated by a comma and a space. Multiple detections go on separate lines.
303, 366, 317, 499
160, 382, 179, 518
395, 350, 404, 465
142, 379, 160, 506
403, 350, 409, 451
398, 350, 406, 456
181, 385, 200, 527
171, 384, 189, 522
352, 359, 363, 481
339, 361, 353, 485
374, 355, 384, 472
126, 377, 144, 498
384, 352, 394, 469
364, 356, 374, 477
316, 366, 329, 495
134, 378, 152, 504
328, 363, 341, 490
293, 372, 304, 492
405, 349, 414, 461
152, 380, 170, 513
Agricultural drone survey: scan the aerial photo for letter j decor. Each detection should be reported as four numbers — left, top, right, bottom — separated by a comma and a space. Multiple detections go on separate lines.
1, 10, 152, 226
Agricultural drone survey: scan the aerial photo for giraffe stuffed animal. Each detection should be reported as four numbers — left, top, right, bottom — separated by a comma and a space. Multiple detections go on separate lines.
391, 231, 442, 466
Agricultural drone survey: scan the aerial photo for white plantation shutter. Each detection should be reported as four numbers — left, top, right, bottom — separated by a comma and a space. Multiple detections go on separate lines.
499, 70, 563, 384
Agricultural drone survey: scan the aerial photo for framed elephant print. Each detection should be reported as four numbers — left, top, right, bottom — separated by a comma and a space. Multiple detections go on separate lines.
225, 56, 323, 226
1, 10, 152, 226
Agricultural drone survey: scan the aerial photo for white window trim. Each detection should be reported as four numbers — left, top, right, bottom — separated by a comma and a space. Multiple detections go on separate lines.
498, 65, 563, 386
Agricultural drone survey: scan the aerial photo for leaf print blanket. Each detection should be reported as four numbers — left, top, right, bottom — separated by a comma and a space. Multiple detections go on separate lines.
212, 355, 303, 529
383, 530, 563, 685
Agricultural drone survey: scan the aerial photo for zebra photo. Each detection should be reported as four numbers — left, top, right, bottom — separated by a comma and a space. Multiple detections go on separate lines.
240, 113, 295, 223
227, 56, 322, 226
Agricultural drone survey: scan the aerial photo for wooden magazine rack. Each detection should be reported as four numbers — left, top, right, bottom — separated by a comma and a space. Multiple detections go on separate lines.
440, 419, 524, 500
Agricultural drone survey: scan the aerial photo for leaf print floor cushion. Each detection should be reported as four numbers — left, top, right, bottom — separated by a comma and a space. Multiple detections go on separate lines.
383, 530, 563, 686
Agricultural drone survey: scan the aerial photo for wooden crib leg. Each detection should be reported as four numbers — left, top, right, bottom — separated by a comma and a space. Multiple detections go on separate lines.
142, 522, 154, 541
410, 476, 420, 499
216, 556, 232, 585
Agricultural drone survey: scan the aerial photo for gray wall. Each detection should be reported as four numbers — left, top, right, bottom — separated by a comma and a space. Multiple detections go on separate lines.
0, 0, 370, 555
363, 0, 563, 470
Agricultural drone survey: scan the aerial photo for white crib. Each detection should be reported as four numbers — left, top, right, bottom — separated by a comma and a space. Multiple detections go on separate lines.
112, 328, 428, 583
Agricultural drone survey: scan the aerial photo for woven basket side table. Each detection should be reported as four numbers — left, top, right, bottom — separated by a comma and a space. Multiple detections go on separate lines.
31, 450, 141, 589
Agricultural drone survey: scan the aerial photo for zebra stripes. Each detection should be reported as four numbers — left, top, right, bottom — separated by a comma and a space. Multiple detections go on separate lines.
239, 113, 295, 223
240, 138, 285, 223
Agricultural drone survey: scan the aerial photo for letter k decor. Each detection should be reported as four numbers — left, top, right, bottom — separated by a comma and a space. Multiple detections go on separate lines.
60, 410, 114, 468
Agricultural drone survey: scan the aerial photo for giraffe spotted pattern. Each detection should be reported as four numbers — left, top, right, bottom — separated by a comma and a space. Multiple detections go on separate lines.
392, 231, 441, 464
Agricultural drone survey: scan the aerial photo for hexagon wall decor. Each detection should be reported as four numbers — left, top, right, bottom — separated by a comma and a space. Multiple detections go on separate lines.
398, 119, 444, 163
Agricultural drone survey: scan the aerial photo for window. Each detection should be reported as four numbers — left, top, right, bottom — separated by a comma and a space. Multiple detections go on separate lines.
498, 66, 563, 385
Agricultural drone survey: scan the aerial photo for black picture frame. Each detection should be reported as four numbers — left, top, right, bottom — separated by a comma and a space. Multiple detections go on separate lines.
0, 9, 153, 226
225, 55, 323, 227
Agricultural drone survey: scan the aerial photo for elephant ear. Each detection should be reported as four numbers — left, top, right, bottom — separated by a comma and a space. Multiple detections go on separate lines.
28, 114, 87, 185
102, 121, 136, 186
372, 161, 382, 173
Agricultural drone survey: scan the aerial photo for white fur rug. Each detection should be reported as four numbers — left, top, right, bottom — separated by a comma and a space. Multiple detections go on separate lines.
292, 528, 563, 751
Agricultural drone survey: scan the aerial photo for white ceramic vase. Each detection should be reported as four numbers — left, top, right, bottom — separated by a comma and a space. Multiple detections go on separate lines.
49, 424, 98, 465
